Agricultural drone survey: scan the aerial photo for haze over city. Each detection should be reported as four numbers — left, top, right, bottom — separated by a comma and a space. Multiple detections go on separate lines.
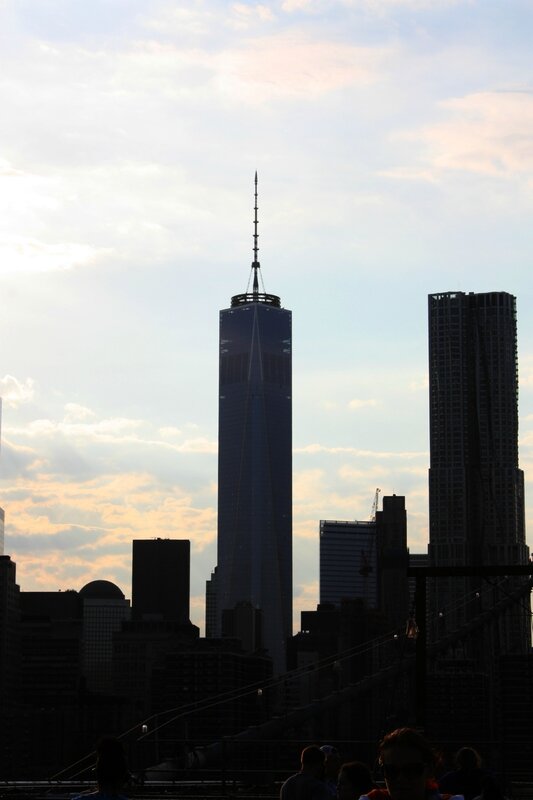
0, 0, 532, 634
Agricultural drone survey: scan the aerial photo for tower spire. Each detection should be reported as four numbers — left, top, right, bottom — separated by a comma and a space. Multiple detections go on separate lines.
252, 171, 259, 296
231, 172, 280, 308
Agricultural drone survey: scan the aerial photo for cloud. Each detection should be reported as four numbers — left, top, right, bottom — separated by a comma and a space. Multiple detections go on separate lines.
347, 397, 379, 410
9, 415, 144, 443
6, 470, 217, 591
409, 374, 429, 392
390, 90, 533, 181
159, 426, 183, 439
140, 5, 216, 36
217, 33, 387, 101
0, 236, 109, 275
519, 357, 533, 388
355, 0, 467, 9
281, 0, 316, 11
295, 443, 427, 458
63, 403, 98, 423
5, 408, 217, 455
231, 3, 276, 27
0, 375, 36, 408
281, 0, 466, 12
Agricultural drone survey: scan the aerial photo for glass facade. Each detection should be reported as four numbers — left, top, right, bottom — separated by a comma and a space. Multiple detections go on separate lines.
217, 298, 292, 672
320, 520, 378, 608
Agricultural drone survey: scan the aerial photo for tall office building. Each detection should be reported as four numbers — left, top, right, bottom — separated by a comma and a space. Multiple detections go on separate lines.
132, 538, 190, 625
215, 175, 292, 673
428, 291, 529, 646
0, 556, 19, 705
80, 579, 130, 693
320, 496, 408, 629
320, 520, 378, 608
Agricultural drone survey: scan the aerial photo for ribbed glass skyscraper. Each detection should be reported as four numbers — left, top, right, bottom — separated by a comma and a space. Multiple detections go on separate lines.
428, 291, 529, 649
215, 175, 292, 673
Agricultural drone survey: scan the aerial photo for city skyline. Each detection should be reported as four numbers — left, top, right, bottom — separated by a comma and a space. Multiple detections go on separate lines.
0, 1, 532, 634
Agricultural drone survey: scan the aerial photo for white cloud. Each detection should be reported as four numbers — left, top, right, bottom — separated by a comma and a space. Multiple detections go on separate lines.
0, 375, 36, 408
519, 358, 533, 388
216, 34, 387, 101
392, 90, 533, 181
295, 443, 427, 458
231, 3, 276, 26
282, 0, 466, 11
347, 397, 379, 410
159, 426, 183, 439
409, 374, 429, 392
281, 0, 316, 11
5, 412, 218, 454
139, 4, 216, 36
63, 403, 97, 423
356, 0, 467, 9
0, 236, 110, 275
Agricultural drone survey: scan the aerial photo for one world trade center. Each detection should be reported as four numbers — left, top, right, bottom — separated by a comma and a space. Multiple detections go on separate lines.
214, 175, 292, 673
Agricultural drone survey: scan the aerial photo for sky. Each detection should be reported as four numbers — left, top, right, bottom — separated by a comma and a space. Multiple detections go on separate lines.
1, 0, 532, 634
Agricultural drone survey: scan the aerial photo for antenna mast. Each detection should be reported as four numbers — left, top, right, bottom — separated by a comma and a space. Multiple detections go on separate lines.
252, 171, 260, 296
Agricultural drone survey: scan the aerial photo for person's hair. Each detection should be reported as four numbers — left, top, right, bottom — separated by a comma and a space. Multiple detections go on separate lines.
301, 745, 326, 768
455, 747, 482, 771
378, 728, 436, 769
339, 761, 374, 795
95, 736, 129, 788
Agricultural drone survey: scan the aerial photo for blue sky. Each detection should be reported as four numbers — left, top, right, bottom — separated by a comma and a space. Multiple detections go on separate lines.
1, 0, 532, 632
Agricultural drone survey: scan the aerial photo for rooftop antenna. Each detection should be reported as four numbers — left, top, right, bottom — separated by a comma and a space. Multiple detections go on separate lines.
252, 171, 260, 297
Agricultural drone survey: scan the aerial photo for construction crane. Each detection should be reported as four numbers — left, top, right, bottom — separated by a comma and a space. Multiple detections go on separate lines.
370, 487, 381, 521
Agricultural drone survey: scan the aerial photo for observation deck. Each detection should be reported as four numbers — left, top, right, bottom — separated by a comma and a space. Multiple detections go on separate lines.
231, 291, 281, 308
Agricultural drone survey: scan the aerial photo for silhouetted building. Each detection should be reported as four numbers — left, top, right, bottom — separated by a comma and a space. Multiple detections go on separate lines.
213, 176, 292, 673
80, 579, 130, 694
319, 495, 409, 629
376, 494, 409, 629
132, 538, 190, 625
205, 566, 218, 638
428, 291, 529, 647
113, 617, 200, 722
17, 590, 83, 777
222, 600, 263, 653
426, 659, 491, 745
320, 520, 377, 607
0, 556, 19, 775
408, 552, 429, 606
113, 619, 271, 749
0, 556, 19, 699
498, 653, 533, 779
150, 639, 272, 746
287, 599, 391, 745
19, 590, 83, 707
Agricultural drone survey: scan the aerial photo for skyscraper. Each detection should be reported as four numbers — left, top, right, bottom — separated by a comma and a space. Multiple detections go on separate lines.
132, 538, 190, 625
215, 175, 292, 672
428, 291, 529, 646
319, 496, 408, 629
320, 520, 378, 608
80, 579, 130, 693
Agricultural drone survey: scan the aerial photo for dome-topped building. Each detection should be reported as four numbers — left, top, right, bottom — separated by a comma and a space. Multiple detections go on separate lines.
80, 579, 130, 694
80, 580, 125, 600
